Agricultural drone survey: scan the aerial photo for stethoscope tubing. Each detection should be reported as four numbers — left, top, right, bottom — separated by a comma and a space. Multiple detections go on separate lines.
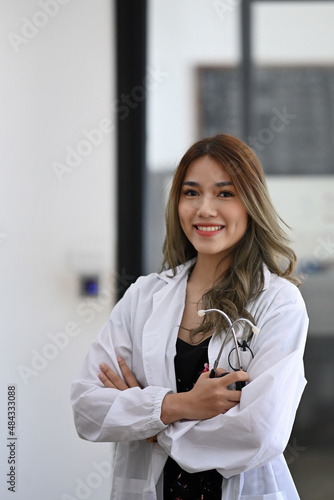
198, 309, 259, 382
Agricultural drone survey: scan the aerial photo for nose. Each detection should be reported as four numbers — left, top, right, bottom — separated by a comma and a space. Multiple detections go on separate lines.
196, 196, 217, 217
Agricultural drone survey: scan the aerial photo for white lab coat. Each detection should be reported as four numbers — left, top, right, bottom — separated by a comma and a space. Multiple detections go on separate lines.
71, 259, 308, 500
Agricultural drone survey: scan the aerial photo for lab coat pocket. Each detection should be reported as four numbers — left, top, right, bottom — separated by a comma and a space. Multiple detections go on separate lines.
240, 492, 288, 500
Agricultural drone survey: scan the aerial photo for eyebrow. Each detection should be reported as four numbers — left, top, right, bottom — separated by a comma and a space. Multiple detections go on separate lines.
182, 181, 233, 187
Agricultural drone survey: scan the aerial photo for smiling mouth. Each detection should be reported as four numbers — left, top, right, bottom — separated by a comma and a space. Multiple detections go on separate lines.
195, 225, 224, 232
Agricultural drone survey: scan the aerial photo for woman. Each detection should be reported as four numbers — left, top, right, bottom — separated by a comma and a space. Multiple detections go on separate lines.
71, 134, 308, 500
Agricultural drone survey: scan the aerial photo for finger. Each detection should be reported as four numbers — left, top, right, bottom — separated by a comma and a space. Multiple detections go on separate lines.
224, 389, 242, 403
99, 363, 129, 391
117, 357, 141, 388
216, 368, 228, 377
98, 371, 116, 389
218, 370, 249, 387
221, 401, 239, 413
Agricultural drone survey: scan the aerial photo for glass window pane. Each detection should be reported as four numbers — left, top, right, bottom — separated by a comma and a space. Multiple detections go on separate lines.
146, 0, 241, 273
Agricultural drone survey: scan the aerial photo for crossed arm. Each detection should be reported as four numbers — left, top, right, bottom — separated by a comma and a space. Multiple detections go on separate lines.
99, 357, 249, 425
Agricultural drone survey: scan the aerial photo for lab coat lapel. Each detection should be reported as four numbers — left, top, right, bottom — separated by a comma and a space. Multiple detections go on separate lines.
142, 263, 190, 392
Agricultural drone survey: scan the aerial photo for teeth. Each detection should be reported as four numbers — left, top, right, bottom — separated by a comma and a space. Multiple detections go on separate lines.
197, 226, 222, 232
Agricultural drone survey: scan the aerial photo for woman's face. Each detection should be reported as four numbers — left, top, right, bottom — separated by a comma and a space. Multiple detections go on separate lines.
178, 155, 248, 261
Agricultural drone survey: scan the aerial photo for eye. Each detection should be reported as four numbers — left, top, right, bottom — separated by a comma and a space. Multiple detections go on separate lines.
183, 189, 199, 196
218, 191, 233, 198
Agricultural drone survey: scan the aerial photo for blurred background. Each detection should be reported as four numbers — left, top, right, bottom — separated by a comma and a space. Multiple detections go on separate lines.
1, 1, 333, 499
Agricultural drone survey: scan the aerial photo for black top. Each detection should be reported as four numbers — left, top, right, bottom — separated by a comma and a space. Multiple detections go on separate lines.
163, 336, 223, 500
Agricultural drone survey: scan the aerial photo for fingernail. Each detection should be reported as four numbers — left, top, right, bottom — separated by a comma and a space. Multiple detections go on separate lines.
100, 363, 105, 370
117, 357, 123, 363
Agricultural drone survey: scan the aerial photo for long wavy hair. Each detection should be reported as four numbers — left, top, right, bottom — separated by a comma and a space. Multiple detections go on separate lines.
162, 134, 301, 338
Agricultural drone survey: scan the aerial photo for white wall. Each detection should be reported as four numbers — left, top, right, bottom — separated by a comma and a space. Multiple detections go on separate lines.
253, 2, 334, 63
147, 0, 240, 172
0, 1, 116, 499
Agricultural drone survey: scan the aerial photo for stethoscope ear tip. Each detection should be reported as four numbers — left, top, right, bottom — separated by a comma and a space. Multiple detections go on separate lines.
197, 309, 206, 317
252, 326, 260, 334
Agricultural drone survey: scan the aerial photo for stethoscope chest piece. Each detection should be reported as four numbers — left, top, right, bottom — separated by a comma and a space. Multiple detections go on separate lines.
228, 340, 254, 372
198, 308, 259, 390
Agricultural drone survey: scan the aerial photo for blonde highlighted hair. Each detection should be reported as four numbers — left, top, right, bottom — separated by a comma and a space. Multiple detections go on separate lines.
162, 134, 301, 338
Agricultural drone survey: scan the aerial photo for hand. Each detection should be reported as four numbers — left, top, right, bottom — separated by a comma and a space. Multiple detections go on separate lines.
98, 358, 141, 390
161, 369, 249, 424
188, 369, 249, 417
99, 360, 158, 443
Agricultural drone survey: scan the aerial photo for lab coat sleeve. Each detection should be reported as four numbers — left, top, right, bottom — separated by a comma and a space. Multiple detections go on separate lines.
71, 284, 171, 443
157, 283, 309, 478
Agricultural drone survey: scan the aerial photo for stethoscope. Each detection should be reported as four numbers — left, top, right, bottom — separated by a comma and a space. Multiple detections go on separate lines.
198, 308, 260, 389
